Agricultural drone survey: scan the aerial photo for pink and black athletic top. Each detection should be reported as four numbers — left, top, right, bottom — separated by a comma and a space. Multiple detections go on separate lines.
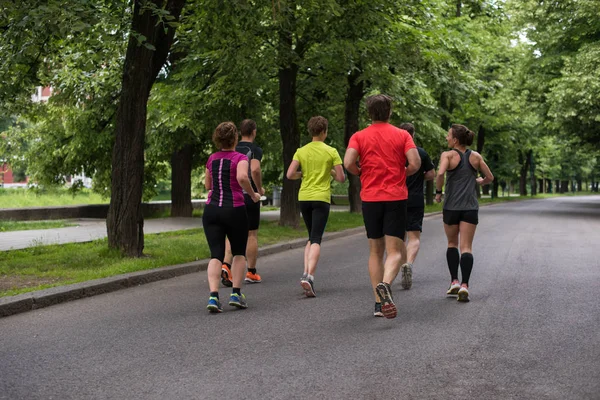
206, 151, 248, 208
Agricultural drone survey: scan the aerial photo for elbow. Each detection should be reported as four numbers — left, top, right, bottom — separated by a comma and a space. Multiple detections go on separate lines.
489, 174, 495, 182
286, 172, 294, 180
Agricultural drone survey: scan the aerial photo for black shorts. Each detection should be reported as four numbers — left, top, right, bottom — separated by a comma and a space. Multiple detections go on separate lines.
361, 200, 407, 239
443, 209, 479, 226
300, 201, 330, 245
244, 193, 260, 231
202, 204, 249, 262
406, 207, 425, 232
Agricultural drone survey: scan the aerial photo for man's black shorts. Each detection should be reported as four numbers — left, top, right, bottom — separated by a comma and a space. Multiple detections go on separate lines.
406, 207, 425, 232
244, 194, 261, 231
361, 200, 407, 239
442, 209, 479, 226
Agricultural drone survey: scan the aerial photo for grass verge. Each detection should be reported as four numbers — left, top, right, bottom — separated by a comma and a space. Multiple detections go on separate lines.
0, 220, 76, 232
0, 212, 364, 297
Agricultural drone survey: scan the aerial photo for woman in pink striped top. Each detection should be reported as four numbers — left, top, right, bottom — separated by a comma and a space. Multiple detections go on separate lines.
203, 122, 261, 313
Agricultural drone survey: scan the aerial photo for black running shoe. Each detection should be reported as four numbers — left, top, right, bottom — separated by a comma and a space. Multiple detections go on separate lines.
375, 282, 397, 319
300, 278, 316, 297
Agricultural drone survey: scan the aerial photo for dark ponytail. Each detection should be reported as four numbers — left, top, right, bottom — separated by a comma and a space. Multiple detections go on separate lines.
451, 124, 474, 146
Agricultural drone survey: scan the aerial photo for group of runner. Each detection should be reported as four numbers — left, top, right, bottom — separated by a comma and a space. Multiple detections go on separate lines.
202, 94, 494, 317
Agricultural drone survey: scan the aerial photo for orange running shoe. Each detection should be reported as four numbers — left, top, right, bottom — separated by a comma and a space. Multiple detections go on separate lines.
245, 270, 262, 283
221, 264, 233, 287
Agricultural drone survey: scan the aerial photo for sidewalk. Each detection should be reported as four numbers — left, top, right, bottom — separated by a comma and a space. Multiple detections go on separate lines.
0, 208, 348, 251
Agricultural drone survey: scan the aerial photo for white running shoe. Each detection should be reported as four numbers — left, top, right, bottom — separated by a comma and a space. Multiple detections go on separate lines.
400, 263, 413, 289
457, 286, 469, 302
446, 281, 461, 296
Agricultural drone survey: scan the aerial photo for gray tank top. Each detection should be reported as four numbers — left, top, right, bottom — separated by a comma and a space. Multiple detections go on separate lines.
444, 149, 479, 210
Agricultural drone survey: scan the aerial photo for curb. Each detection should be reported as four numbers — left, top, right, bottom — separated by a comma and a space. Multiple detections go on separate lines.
0, 227, 365, 318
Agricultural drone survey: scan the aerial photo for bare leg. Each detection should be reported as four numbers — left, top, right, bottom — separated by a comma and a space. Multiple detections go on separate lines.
231, 255, 246, 288
368, 238, 385, 301
246, 230, 258, 269
207, 258, 222, 292
307, 243, 321, 276
459, 222, 477, 254
382, 235, 406, 284
303, 241, 310, 275
406, 231, 421, 265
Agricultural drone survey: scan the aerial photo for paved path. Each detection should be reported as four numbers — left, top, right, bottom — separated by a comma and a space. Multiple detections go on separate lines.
0, 210, 291, 251
1, 196, 599, 399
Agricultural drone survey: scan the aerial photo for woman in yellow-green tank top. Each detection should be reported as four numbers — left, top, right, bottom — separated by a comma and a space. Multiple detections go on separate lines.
286, 116, 345, 297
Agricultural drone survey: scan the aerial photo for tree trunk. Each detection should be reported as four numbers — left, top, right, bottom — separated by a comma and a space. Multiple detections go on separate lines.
106, 0, 185, 256
519, 150, 530, 196
171, 143, 193, 217
278, 26, 300, 227
561, 180, 568, 193
344, 68, 364, 213
491, 179, 499, 199
529, 151, 536, 196
576, 179, 582, 193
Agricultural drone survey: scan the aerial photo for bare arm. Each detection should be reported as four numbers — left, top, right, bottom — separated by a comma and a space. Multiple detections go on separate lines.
331, 164, 345, 183
204, 171, 212, 190
286, 160, 302, 180
250, 159, 264, 195
236, 160, 261, 202
424, 169, 436, 181
405, 148, 421, 176
474, 153, 494, 185
343, 148, 360, 176
435, 152, 450, 203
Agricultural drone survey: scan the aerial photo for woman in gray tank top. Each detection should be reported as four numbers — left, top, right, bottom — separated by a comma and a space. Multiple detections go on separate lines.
434, 124, 494, 302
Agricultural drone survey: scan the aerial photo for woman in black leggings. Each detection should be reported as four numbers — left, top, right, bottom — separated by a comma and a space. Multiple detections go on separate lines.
286, 116, 345, 297
203, 122, 261, 313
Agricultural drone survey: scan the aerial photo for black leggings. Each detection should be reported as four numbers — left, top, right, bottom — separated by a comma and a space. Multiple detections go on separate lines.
300, 201, 330, 245
202, 204, 248, 262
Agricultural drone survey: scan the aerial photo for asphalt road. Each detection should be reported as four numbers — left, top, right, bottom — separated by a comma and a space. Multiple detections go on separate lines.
1, 196, 599, 400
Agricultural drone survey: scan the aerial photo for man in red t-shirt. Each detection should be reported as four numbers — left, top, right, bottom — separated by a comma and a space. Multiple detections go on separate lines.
344, 94, 421, 319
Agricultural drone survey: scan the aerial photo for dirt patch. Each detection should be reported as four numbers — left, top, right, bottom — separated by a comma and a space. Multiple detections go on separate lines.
0, 275, 62, 293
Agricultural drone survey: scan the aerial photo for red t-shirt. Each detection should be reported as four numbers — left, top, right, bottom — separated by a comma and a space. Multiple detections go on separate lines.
347, 122, 416, 202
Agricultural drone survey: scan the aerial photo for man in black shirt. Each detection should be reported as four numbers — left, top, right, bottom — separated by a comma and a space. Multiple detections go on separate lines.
399, 123, 435, 290
222, 119, 265, 286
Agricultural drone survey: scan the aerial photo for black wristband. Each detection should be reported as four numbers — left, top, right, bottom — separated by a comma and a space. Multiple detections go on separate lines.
436, 190, 443, 194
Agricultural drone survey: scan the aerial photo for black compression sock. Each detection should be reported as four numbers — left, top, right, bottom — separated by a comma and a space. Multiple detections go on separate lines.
223, 262, 231, 268
248, 268, 257, 274
446, 247, 460, 281
210, 291, 219, 299
232, 288, 241, 295
460, 253, 474, 285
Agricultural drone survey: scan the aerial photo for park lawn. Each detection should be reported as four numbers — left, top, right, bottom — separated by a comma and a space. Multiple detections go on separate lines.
0, 188, 107, 208
0, 212, 365, 297
0, 220, 76, 232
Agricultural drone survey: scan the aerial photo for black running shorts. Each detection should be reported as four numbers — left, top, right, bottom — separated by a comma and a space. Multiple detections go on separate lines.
361, 200, 407, 239
202, 204, 249, 261
300, 201, 330, 245
442, 209, 478, 226
406, 207, 425, 232
244, 193, 261, 231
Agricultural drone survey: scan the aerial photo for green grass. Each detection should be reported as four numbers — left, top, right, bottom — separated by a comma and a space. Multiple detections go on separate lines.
0, 212, 364, 297
0, 188, 107, 208
0, 220, 75, 232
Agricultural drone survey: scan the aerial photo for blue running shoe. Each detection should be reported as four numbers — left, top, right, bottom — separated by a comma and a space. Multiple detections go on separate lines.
207, 296, 223, 313
228, 293, 248, 309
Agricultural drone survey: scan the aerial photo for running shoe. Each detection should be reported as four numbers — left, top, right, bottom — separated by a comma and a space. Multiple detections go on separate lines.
374, 302, 384, 317
400, 263, 413, 290
446, 281, 461, 296
228, 293, 248, 309
245, 271, 262, 283
301, 272, 308, 282
375, 282, 397, 319
300, 278, 316, 297
457, 285, 469, 302
221, 264, 232, 287
206, 296, 223, 313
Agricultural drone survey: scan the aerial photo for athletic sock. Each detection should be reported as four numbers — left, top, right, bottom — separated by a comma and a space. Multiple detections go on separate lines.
460, 253, 474, 285
210, 291, 219, 299
307, 274, 314, 282
232, 287, 241, 295
223, 262, 231, 269
248, 268, 257, 274
446, 247, 460, 281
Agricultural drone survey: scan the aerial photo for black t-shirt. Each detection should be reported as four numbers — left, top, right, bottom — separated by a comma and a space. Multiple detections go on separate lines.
406, 147, 435, 208
236, 141, 263, 192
